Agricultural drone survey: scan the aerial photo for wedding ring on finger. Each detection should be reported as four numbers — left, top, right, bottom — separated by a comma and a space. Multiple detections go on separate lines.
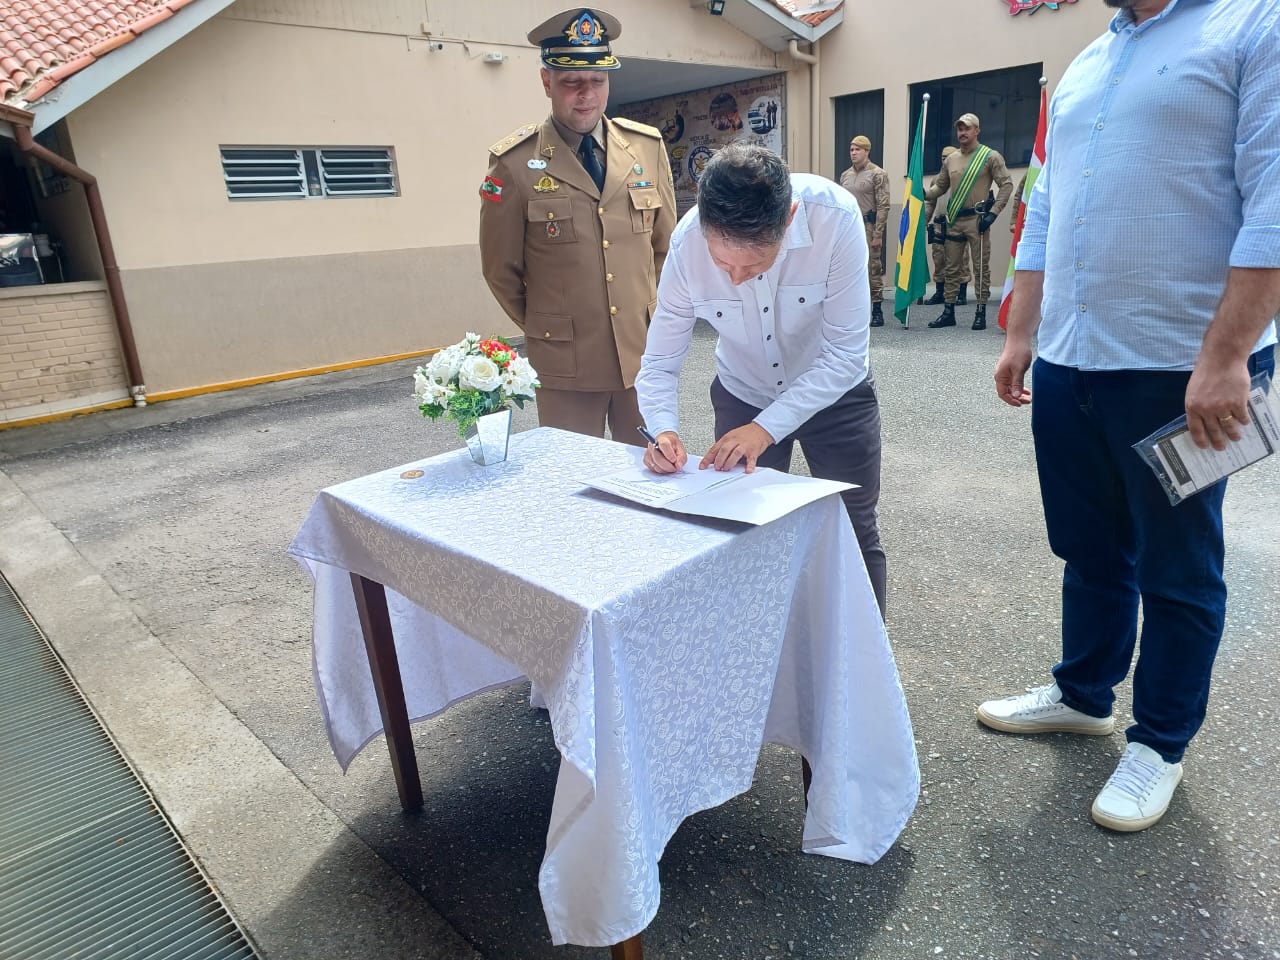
1218, 414, 1235, 422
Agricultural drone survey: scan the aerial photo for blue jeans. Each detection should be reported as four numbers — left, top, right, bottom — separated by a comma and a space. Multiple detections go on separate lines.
1031, 347, 1274, 763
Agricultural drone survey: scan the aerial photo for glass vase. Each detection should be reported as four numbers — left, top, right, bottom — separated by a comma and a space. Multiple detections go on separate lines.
463, 407, 512, 465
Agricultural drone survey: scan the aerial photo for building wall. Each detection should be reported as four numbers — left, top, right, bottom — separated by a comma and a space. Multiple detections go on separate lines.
818, 0, 1115, 298
62, 1, 781, 393
0, 282, 126, 420
52, 0, 1116, 396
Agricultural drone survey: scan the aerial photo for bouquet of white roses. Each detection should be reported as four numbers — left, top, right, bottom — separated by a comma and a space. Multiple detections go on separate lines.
414, 333, 539, 435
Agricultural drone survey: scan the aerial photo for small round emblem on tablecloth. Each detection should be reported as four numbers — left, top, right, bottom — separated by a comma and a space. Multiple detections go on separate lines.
399, 469, 425, 479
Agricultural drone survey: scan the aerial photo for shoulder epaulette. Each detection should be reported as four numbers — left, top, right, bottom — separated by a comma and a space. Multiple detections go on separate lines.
611, 117, 662, 139
489, 122, 541, 156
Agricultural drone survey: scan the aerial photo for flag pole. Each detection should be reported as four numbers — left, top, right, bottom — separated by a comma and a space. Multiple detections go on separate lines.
904, 94, 928, 330
998, 75, 1049, 331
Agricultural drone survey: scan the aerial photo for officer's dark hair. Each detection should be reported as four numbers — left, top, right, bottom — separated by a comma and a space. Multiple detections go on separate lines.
697, 143, 792, 247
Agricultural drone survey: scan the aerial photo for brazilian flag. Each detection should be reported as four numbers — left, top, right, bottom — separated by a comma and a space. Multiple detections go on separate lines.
894, 107, 931, 325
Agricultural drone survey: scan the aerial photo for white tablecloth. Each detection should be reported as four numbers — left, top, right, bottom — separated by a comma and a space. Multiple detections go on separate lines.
288, 427, 918, 946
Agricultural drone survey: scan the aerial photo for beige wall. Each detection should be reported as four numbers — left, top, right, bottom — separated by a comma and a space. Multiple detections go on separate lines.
819, 0, 1115, 297
62, 0, 779, 391
0, 282, 126, 420
121, 244, 497, 389
51, 0, 1116, 394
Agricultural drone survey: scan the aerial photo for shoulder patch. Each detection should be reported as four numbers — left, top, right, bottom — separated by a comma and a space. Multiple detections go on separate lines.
611, 117, 662, 139
489, 122, 541, 157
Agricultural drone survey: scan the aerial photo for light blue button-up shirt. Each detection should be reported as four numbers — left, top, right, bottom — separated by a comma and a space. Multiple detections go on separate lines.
1016, 0, 1280, 370
636, 173, 869, 442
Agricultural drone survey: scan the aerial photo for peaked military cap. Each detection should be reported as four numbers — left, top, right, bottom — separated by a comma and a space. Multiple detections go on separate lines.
528, 8, 622, 70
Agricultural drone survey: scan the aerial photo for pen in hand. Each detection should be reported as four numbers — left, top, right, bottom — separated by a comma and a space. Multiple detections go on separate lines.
637, 425, 677, 467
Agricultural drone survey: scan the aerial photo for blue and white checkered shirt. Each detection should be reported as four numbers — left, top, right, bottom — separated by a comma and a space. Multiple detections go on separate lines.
1016, 0, 1280, 370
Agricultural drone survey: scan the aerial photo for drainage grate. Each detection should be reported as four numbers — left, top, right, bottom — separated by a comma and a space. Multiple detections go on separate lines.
0, 572, 260, 960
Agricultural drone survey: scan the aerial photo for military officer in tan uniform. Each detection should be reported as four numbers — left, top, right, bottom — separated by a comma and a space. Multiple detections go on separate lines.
838, 135, 891, 326
923, 113, 1013, 331
478, 8, 676, 442
922, 145, 971, 306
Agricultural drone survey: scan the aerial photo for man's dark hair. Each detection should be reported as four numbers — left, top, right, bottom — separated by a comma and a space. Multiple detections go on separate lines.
697, 143, 792, 247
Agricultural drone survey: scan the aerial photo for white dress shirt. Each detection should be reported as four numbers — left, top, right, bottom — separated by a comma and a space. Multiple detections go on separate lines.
636, 173, 870, 442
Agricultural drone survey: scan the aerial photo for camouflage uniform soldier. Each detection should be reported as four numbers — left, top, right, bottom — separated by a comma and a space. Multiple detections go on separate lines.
923, 113, 1013, 330
923, 145, 971, 305
838, 135, 891, 326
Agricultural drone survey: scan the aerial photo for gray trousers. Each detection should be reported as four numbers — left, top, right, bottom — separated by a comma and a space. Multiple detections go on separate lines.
711, 375, 887, 617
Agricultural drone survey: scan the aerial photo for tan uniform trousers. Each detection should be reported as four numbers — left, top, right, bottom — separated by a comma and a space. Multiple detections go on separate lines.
933, 237, 971, 284
944, 215, 990, 306
535, 386, 646, 447
865, 222, 885, 303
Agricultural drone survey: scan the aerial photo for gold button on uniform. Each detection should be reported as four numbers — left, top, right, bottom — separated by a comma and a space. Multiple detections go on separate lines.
599, 207, 606, 215
543, 331, 551, 338
645, 198, 653, 207
606, 273, 614, 282
602, 240, 610, 249
610, 305, 618, 315
546, 211, 555, 220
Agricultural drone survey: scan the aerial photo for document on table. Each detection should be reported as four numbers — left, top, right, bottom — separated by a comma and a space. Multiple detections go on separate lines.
582, 462, 854, 525
1134, 372, 1279, 505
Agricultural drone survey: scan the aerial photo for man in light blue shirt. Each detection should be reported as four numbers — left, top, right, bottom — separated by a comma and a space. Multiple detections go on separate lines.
635, 143, 886, 614
982, 0, 1279, 832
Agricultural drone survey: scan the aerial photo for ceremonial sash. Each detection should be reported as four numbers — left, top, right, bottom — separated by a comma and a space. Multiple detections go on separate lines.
946, 145, 992, 224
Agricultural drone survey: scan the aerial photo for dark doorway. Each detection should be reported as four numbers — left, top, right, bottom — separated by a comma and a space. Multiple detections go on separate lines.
833, 89, 885, 178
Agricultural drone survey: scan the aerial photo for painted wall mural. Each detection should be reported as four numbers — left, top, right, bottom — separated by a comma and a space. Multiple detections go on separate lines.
618, 73, 787, 217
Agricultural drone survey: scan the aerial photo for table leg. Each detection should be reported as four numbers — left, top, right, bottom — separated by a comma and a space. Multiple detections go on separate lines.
350, 573, 423, 812
801, 756, 813, 809
610, 934, 644, 959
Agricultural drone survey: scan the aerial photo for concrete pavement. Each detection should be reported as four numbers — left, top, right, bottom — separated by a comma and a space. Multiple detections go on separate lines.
2, 308, 1278, 960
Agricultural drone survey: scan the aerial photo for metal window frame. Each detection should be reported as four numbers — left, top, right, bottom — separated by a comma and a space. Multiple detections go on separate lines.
220, 147, 306, 200
220, 145, 398, 201
318, 148, 398, 198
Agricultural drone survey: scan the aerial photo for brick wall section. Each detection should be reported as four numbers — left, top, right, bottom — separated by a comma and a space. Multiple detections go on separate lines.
0, 283, 126, 413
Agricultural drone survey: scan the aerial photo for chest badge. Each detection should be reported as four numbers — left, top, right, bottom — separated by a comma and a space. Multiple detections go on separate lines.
542, 144, 556, 158
546, 221, 562, 239
533, 175, 560, 193
633, 164, 643, 174
527, 158, 548, 169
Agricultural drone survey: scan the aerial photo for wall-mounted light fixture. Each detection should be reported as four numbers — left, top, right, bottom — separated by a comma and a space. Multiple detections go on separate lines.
708, 0, 726, 14
483, 51, 508, 64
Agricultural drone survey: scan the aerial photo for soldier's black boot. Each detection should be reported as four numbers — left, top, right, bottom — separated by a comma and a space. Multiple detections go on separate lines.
928, 304, 956, 328
924, 282, 946, 305
972, 304, 987, 331
956, 282, 969, 305
870, 301, 884, 327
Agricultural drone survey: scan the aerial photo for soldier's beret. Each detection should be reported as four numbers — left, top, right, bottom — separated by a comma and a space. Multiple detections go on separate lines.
527, 8, 622, 71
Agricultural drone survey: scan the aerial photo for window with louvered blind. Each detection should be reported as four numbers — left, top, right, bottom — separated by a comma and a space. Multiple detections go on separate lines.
220, 146, 398, 200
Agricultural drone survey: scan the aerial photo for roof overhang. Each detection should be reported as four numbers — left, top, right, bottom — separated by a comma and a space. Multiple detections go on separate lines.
688, 0, 845, 53
3, 0, 239, 138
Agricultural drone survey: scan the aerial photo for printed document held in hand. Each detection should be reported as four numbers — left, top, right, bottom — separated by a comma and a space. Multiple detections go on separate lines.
582, 457, 854, 525
1133, 371, 1279, 505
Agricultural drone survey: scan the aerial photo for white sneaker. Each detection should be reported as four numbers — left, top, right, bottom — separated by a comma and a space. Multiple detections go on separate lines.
976, 683, 1115, 735
1091, 742, 1183, 832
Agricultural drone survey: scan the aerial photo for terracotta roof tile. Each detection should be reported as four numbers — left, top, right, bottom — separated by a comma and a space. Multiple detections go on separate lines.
2, 0, 201, 106
768, 0, 844, 29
